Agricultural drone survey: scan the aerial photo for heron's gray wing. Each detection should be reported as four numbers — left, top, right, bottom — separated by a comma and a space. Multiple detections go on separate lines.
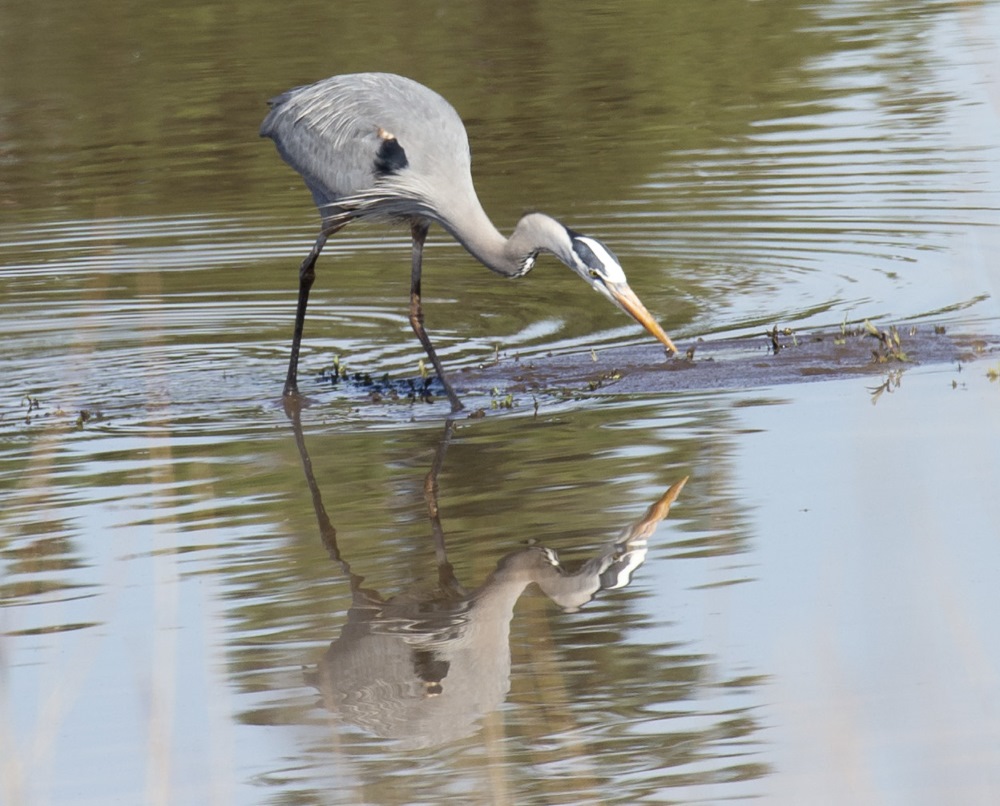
260, 73, 472, 224
260, 77, 390, 214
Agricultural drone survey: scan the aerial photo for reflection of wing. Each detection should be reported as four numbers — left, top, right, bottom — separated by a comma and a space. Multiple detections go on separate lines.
535, 477, 689, 612
308, 601, 512, 750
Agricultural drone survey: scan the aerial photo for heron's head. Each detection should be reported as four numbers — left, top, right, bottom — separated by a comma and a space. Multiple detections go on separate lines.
561, 228, 678, 355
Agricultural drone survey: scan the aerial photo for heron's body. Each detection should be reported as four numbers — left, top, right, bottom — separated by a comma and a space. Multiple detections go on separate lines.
261, 72, 676, 410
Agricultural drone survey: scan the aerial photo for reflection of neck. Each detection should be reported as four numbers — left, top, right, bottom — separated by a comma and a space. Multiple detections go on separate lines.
471, 549, 559, 612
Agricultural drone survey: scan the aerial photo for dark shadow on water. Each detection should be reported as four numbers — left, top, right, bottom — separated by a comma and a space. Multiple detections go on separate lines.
286, 403, 687, 749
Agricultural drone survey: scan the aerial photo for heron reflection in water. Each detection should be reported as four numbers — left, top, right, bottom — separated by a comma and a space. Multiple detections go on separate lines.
289, 411, 687, 748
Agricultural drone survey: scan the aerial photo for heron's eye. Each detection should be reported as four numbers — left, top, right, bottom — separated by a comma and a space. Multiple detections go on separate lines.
588, 269, 600, 279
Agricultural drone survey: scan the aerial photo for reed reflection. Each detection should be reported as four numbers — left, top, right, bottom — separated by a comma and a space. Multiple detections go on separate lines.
287, 408, 687, 748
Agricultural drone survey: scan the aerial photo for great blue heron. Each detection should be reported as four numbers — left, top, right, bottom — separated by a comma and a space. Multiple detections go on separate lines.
261, 72, 678, 411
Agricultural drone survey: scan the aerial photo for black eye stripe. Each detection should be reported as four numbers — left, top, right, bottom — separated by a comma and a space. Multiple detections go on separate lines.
572, 238, 603, 271
570, 233, 620, 273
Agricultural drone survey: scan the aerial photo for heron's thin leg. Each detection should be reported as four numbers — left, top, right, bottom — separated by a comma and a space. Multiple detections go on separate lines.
422, 420, 465, 594
285, 398, 342, 566
284, 223, 345, 397
424, 420, 454, 561
408, 222, 464, 412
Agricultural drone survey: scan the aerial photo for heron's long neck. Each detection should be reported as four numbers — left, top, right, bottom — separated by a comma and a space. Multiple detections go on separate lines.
438, 203, 560, 277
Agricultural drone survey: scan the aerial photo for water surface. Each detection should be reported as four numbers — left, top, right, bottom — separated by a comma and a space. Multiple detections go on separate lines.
2, 1, 999, 804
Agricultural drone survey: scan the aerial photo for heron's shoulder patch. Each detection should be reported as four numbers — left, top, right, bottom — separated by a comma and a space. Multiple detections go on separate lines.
373, 127, 408, 175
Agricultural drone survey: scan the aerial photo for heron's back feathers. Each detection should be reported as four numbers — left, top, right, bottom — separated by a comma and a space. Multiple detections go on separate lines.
260, 73, 475, 226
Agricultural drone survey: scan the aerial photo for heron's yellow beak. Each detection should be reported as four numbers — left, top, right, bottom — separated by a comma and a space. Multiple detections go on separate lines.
607, 282, 678, 355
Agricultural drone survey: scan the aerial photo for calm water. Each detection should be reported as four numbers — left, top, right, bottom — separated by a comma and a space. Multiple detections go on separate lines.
2, 1, 1000, 804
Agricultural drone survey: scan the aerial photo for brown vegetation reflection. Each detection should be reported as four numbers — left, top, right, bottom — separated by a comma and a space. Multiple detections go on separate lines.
287, 406, 686, 748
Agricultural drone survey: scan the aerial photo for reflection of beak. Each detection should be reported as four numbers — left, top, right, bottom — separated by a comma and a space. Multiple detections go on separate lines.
624, 477, 689, 542
606, 281, 678, 355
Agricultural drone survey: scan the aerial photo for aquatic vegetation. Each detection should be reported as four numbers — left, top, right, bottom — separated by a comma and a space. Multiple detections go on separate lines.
587, 369, 622, 391
74, 409, 104, 429
319, 353, 440, 404
489, 387, 515, 409
864, 320, 909, 363
765, 325, 797, 352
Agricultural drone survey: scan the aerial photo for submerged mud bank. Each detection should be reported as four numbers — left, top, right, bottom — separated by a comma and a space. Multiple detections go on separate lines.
460, 327, 1000, 398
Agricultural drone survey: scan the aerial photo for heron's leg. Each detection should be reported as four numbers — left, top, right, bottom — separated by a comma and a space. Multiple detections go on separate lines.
408, 221, 464, 412
422, 420, 465, 594
284, 223, 345, 397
